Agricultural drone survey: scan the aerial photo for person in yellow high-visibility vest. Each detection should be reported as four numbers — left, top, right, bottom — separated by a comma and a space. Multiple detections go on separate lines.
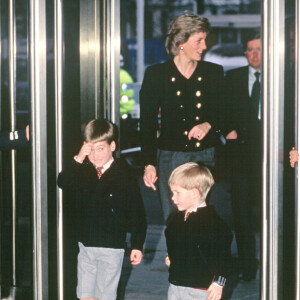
120, 68, 135, 118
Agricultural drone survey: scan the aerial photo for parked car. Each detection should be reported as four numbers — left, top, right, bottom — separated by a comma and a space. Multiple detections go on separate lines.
203, 43, 248, 73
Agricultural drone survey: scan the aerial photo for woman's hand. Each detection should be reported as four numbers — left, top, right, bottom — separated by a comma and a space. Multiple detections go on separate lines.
290, 147, 299, 168
143, 165, 158, 191
188, 122, 211, 141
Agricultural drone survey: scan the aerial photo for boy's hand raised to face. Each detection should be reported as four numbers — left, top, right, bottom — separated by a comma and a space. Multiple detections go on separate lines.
76, 142, 93, 163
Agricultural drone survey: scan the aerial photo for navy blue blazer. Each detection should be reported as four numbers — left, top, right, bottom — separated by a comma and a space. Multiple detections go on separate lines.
57, 158, 147, 250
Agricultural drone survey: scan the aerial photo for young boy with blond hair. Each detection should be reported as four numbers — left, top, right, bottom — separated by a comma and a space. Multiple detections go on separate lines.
58, 118, 147, 300
165, 162, 232, 300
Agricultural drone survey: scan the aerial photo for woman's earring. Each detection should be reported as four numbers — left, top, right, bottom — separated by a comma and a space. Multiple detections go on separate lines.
180, 46, 184, 50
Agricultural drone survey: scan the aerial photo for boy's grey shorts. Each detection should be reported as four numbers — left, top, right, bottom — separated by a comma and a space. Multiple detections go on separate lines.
77, 242, 124, 300
168, 283, 209, 300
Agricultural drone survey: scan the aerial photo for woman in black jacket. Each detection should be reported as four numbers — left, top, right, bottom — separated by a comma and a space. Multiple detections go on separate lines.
140, 13, 225, 223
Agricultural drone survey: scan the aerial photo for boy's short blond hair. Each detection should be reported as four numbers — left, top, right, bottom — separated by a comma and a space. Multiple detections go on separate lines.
84, 118, 118, 144
168, 162, 214, 202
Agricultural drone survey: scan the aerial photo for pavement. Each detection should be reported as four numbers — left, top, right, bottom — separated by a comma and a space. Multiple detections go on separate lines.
117, 177, 260, 300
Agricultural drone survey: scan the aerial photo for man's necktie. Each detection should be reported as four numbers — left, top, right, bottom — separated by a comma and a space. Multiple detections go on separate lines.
251, 72, 261, 119
96, 167, 103, 179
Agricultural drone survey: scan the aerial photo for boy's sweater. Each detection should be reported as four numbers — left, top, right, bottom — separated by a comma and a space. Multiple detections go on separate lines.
165, 205, 233, 288
57, 158, 147, 251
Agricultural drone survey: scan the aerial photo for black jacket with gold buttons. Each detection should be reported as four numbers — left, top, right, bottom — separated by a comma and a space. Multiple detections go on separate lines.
140, 59, 225, 165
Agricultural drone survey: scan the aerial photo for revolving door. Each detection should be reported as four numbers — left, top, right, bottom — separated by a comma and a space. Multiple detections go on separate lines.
0, 0, 299, 299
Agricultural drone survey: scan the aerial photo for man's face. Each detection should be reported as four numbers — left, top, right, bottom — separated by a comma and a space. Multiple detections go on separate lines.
87, 140, 115, 168
245, 39, 261, 71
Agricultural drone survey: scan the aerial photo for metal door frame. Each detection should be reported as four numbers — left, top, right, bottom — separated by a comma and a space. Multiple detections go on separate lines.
79, 0, 120, 124
296, 0, 300, 298
30, 0, 48, 299
261, 0, 295, 299
55, 0, 120, 300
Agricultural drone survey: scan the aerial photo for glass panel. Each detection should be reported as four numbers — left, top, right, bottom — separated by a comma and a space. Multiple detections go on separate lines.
46, 0, 58, 297
52, 0, 119, 298
283, 0, 296, 298
49, 0, 119, 298
119, 1, 262, 299
49, 1, 82, 298
0, 0, 32, 298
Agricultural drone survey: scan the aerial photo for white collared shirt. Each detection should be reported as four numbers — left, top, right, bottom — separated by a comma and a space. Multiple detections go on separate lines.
184, 201, 207, 220
99, 158, 114, 174
248, 66, 261, 120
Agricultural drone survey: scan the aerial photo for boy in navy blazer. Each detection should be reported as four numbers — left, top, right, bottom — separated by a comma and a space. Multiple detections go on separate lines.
165, 162, 232, 300
58, 118, 147, 300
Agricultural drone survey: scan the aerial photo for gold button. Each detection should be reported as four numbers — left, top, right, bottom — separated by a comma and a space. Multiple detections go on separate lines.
180, 105, 184, 109
196, 142, 201, 147
182, 118, 186, 121
195, 116, 199, 121
184, 131, 188, 135
177, 91, 181, 96
196, 103, 202, 109
198, 77, 202, 81
196, 91, 201, 97
171, 77, 176, 82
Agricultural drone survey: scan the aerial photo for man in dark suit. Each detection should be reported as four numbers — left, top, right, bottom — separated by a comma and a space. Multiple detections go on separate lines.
225, 30, 261, 281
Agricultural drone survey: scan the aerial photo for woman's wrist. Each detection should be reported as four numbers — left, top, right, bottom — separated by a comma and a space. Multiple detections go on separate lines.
202, 122, 212, 130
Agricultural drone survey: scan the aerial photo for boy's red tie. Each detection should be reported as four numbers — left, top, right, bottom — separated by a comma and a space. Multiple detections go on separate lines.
97, 167, 103, 179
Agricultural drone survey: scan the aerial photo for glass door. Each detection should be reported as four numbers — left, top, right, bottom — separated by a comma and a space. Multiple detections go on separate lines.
0, 0, 119, 299
282, 0, 296, 299
53, 0, 120, 299
0, 0, 32, 299
1, 0, 299, 299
